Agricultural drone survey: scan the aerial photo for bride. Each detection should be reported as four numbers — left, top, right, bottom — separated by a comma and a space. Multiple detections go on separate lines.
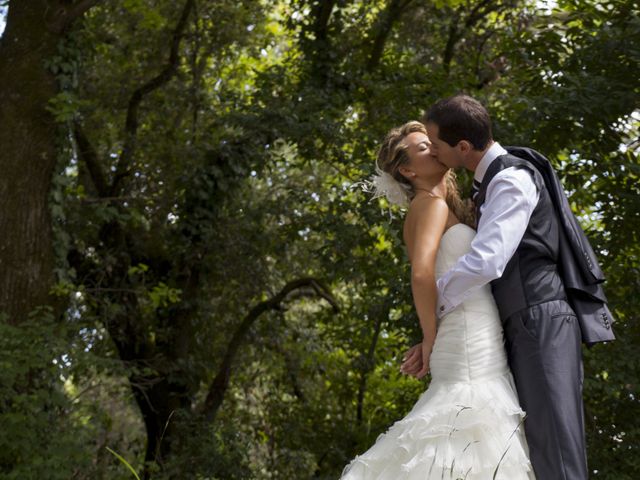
340, 121, 534, 479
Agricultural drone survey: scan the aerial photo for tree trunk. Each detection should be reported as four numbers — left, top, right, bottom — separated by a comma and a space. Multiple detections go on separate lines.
0, 2, 62, 323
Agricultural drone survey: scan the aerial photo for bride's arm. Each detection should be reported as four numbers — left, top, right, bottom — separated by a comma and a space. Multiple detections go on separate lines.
403, 196, 448, 378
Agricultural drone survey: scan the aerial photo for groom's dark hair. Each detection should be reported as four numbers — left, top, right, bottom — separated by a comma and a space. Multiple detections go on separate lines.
424, 95, 492, 150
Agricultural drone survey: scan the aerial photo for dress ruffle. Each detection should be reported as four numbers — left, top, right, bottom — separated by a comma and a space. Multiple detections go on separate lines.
340, 373, 534, 480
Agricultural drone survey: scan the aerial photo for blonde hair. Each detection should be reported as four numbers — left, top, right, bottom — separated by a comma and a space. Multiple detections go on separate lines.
376, 121, 476, 228
444, 170, 476, 228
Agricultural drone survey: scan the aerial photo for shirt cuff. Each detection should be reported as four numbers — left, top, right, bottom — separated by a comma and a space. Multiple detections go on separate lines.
436, 280, 454, 319
436, 300, 454, 319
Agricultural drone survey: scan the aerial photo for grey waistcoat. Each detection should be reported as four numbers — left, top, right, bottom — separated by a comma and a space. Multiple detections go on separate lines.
475, 154, 567, 320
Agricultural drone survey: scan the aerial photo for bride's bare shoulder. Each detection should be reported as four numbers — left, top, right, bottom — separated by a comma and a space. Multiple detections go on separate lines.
402, 195, 449, 244
405, 194, 448, 224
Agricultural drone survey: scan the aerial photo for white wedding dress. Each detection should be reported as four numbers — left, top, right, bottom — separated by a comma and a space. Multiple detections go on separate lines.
340, 223, 534, 480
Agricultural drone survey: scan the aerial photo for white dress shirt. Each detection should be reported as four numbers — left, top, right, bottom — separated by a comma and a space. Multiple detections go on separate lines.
436, 142, 540, 317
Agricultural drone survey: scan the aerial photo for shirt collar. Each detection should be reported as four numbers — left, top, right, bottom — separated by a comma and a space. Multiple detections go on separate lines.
474, 141, 507, 183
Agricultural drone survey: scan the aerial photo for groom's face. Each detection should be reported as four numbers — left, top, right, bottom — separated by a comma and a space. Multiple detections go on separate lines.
425, 122, 463, 168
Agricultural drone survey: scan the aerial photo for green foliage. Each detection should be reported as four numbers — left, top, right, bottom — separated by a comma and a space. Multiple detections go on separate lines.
2, 0, 639, 477
0, 310, 92, 479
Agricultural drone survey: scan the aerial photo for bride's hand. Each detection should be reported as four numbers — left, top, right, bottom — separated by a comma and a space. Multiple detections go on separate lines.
400, 343, 423, 376
400, 340, 432, 378
415, 340, 433, 379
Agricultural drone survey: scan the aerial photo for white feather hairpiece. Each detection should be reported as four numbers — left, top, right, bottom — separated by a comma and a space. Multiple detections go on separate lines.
355, 165, 412, 208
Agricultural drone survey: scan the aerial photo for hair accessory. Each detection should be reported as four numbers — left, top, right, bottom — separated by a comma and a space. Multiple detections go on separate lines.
355, 165, 411, 208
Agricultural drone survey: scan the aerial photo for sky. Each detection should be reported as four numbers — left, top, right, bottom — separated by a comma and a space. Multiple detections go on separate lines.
0, 7, 6, 37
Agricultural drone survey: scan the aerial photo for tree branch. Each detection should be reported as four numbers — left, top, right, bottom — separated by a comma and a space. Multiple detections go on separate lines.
79, 195, 140, 203
465, 0, 497, 28
442, 20, 462, 73
64, 0, 102, 22
367, 0, 414, 72
111, 0, 195, 196
73, 120, 110, 197
311, 0, 337, 44
302, 0, 337, 82
49, 0, 103, 33
356, 307, 385, 424
442, 0, 500, 73
201, 277, 338, 421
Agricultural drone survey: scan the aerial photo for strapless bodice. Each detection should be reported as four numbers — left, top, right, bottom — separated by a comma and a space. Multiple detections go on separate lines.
435, 223, 477, 278
431, 222, 509, 383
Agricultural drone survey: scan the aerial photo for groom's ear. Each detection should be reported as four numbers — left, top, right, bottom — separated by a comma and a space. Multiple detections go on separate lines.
458, 140, 473, 154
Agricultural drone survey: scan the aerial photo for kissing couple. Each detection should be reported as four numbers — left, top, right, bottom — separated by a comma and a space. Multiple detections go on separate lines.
341, 95, 615, 480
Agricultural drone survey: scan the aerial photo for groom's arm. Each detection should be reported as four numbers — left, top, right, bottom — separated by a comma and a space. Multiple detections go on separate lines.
436, 167, 539, 317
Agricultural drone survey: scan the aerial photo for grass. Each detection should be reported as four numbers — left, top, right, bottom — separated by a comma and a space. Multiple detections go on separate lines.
106, 446, 141, 480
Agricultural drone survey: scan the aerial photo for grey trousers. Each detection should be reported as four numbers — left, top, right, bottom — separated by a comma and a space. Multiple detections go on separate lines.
503, 299, 588, 480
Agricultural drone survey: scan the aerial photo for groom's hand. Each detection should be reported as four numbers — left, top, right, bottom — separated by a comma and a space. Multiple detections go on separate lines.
400, 343, 422, 376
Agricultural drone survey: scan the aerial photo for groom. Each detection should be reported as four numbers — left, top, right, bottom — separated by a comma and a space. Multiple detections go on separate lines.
401, 94, 615, 479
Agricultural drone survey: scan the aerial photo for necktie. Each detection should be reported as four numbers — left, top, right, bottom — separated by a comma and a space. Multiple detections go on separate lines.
471, 179, 481, 204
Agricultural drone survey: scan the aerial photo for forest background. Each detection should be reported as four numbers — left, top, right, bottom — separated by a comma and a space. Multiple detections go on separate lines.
0, 0, 638, 478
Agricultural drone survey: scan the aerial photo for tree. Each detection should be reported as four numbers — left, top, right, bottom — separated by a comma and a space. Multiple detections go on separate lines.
0, 0, 100, 321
